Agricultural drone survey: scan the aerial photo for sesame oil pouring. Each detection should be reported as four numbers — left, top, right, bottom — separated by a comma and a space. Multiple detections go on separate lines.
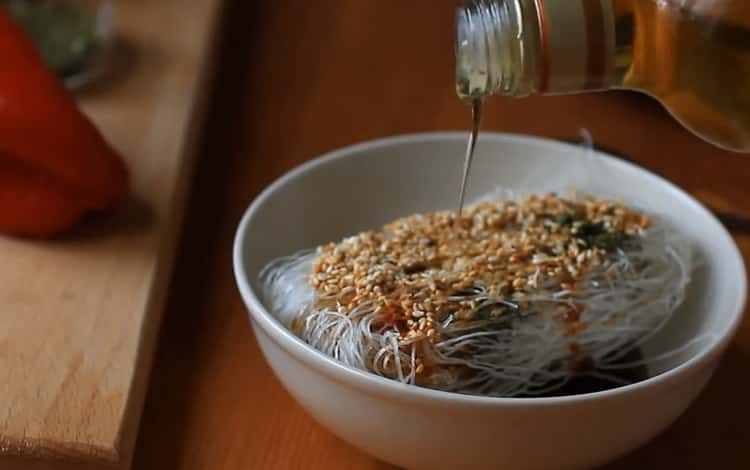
458, 99, 483, 216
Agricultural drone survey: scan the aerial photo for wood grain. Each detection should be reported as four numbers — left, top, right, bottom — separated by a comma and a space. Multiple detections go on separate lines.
0, 0, 224, 468
133, 1, 750, 469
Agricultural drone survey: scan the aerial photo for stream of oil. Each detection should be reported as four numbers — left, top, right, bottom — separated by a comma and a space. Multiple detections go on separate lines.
457, 99, 483, 216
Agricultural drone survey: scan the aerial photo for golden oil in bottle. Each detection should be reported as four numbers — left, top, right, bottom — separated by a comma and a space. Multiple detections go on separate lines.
456, 0, 750, 153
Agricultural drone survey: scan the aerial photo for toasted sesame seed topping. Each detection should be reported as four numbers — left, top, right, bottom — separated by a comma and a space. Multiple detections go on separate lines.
309, 194, 650, 351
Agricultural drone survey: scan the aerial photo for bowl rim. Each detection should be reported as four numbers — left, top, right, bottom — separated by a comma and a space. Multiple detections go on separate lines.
233, 131, 748, 406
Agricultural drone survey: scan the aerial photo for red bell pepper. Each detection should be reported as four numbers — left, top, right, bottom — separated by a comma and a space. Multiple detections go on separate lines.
0, 9, 128, 236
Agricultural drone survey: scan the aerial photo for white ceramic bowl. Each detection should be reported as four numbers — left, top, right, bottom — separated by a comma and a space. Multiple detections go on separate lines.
233, 133, 747, 470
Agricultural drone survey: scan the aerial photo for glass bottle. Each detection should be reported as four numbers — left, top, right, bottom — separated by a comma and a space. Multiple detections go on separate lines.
6, 0, 113, 90
455, 0, 750, 153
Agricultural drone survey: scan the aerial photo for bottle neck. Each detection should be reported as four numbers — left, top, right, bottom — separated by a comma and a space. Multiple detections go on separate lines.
456, 0, 619, 99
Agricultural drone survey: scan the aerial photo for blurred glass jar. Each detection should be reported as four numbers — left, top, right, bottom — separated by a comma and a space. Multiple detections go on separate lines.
6, 0, 113, 89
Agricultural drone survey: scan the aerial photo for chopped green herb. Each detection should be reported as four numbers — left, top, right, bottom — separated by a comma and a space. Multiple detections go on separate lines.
586, 232, 632, 251
555, 212, 576, 226
576, 221, 607, 238
571, 222, 633, 251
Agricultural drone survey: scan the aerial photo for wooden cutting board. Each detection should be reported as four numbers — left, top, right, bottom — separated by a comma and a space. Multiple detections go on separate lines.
0, 1, 224, 468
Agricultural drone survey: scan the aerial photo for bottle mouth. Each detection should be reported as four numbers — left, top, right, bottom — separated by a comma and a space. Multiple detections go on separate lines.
456, 1, 516, 100
455, 3, 492, 99
456, 0, 534, 99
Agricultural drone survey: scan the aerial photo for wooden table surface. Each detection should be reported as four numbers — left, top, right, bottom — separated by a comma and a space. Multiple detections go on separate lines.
131, 1, 750, 468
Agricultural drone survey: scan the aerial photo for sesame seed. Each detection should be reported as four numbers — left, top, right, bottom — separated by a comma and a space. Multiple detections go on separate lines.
308, 194, 648, 348
324, 285, 339, 294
